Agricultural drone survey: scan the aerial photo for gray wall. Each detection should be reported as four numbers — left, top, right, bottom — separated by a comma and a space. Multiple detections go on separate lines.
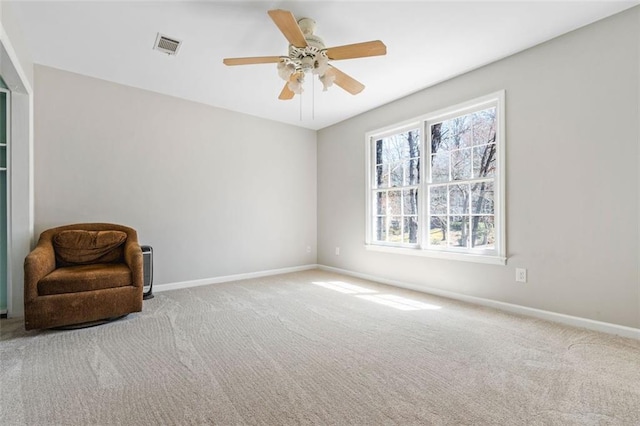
35, 66, 317, 285
317, 8, 640, 328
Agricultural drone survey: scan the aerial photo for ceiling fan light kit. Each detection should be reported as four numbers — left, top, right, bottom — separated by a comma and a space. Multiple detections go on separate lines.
223, 9, 387, 100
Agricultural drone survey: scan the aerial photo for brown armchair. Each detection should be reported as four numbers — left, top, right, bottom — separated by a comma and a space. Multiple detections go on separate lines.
24, 223, 143, 330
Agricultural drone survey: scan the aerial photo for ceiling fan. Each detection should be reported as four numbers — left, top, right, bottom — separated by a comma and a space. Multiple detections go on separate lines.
223, 9, 387, 100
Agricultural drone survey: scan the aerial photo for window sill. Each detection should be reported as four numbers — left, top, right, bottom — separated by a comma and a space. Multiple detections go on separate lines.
365, 244, 507, 265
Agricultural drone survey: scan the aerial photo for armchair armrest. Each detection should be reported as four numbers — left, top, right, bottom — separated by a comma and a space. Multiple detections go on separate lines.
124, 238, 143, 288
24, 241, 56, 303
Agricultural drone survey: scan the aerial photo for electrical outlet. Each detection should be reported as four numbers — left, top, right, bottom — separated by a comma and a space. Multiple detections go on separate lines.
515, 268, 527, 283
306, 246, 311, 253
335, 247, 340, 256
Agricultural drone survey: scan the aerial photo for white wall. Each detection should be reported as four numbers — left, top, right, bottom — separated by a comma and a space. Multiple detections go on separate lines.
35, 66, 317, 286
318, 7, 640, 328
0, 1, 34, 88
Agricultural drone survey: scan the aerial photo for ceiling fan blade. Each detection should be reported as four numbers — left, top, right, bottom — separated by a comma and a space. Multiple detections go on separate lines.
326, 40, 387, 60
223, 56, 282, 66
278, 82, 295, 100
325, 66, 365, 95
268, 9, 308, 48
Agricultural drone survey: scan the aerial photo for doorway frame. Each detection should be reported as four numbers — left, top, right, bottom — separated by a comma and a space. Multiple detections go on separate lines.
1, 24, 34, 318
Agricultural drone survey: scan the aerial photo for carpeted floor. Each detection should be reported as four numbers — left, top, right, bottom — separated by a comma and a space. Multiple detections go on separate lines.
1, 269, 639, 425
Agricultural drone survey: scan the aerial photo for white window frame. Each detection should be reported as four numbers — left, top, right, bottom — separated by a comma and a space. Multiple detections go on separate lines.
365, 91, 506, 265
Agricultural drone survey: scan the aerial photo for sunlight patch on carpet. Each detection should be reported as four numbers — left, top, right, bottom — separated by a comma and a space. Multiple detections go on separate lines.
357, 294, 442, 311
312, 280, 441, 311
311, 281, 377, 294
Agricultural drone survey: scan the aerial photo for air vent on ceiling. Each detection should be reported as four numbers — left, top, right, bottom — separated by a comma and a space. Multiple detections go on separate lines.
153, 33, 182, 56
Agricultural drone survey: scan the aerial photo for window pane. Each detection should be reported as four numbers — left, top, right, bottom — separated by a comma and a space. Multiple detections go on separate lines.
448, 216, 469, 248
449, 184, 469, 215
381, 139, 396, 165
375, 139, 384, 164
429, 185, 447, 215
379, 130, 420, 166
376, 129, 421, 188
471, 181, 494, 215
376, 191, 386, 215
472, 107, 496, 146
473, 144, 496, 178
406, 130, 420, 158
375, 216, 387, 242
472, 216, 495, 249
405, 158, 420, 185
439, 121, 452, 151
451, 148, 472, 180
388, 190, 402, 216
431, 122, 444, 153
456, 115, 473, 148
441, 116, 472, 150
387, 135, 408, 163
431, 152, 449, 182
404, 217, 419, 244
403, 189, 418, 215
429, 216, 447, 246
390, 162, 403, 187
389, 217, 402, 242
376, 164, 389, 188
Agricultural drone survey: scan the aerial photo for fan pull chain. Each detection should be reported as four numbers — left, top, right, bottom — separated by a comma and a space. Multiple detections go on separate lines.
312, 75, 315, 120
299, 87, 303, 121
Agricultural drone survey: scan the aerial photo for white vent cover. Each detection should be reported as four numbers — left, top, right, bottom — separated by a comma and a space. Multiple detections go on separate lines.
153, 33, 182, 55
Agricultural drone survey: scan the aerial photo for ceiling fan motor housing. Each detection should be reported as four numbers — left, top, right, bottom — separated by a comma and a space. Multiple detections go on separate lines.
297, 17, 326, 51
285, 17, 329, 75
297, 18, 317, 36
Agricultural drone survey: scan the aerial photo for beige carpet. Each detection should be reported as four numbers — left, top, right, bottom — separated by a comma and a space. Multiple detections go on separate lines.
1, 269, 639, 425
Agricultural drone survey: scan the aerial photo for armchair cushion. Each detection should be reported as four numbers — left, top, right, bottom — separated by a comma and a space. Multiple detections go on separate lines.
37, 264, 133, 296
53, 230, 127, 266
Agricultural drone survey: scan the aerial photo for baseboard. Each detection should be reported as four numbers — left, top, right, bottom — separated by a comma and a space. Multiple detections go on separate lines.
154, 264, 319, 293
318, 265, 640, 340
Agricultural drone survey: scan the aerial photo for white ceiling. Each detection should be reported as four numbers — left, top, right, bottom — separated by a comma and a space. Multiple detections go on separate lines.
8, 1, 639, 130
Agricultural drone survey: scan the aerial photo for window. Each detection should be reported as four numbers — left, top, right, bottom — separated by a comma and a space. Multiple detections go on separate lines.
365, 91, 505, 264
372, 127, 421, 245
